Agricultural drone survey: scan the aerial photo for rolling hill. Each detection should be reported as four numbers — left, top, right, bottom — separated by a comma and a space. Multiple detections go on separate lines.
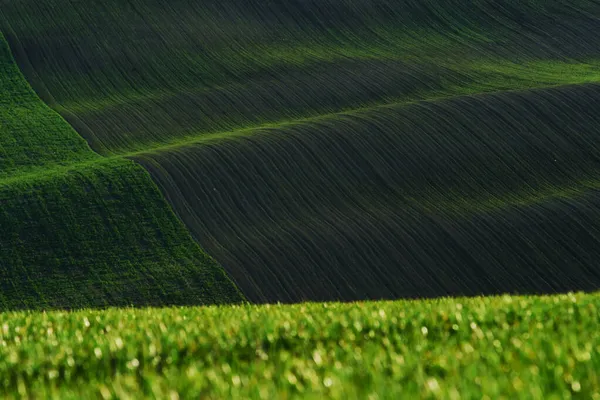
3, 0, 600, 303
2, 1, 600, 397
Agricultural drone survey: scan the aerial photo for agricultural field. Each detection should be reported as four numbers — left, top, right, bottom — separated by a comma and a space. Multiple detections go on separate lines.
3, 0, 600, 302
0, 292, 599, 399
3, 0, 600, 397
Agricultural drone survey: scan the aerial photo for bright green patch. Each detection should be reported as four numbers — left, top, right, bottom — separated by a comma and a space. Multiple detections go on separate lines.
0, 32, 96, 176
0, 293, 598, 398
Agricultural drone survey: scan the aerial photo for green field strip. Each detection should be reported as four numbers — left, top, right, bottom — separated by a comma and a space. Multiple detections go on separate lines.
0, 32, 243, 310
0, 158, 117, 188
0, 292, 599, 398
125, 78, 600, 159
0, 159, 243, 310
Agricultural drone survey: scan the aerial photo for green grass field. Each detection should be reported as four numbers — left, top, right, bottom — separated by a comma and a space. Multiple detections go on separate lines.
0, 292, 598, 399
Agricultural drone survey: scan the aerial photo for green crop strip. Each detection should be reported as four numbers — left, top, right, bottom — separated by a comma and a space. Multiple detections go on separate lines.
123, 69, 600, 158
0, 32, 97, 177
0, 292, 599, 398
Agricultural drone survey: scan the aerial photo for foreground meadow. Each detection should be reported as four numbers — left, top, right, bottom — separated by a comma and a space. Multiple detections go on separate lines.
1, 292, 598, 399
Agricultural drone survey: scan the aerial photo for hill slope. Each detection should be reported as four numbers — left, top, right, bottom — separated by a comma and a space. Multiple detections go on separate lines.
136, 84, 600, 301
3, 0, 600, 302
0, 33, 242, 310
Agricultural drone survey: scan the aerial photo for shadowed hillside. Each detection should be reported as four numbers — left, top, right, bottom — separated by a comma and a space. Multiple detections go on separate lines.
135, 84, 600, 302
3, 0, 600, 302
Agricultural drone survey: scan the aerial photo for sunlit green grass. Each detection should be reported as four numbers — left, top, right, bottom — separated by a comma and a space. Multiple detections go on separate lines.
1, 292, 599, 399
0, 31, 96, 177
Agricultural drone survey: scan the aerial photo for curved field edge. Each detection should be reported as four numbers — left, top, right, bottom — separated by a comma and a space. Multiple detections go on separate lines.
0, 31, 96, 177
0, 33, 243, 310
0, 292, 598, 398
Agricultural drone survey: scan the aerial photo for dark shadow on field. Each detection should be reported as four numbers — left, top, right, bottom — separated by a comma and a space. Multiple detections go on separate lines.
135, 84, 600, 303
